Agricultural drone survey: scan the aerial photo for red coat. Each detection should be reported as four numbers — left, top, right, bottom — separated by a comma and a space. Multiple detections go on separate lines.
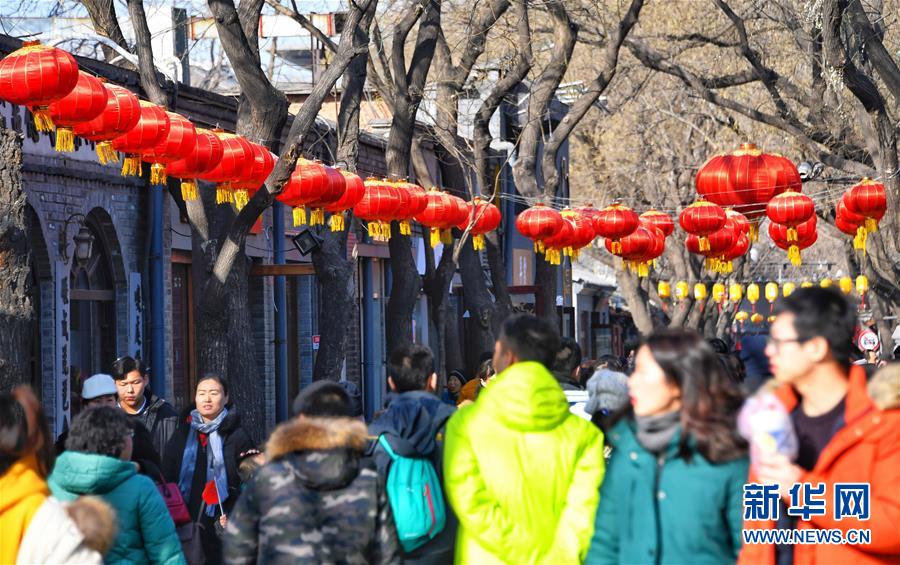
739, 366, 900, 565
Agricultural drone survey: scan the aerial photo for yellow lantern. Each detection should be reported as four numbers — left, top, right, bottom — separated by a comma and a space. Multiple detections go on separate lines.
801, 281, 814, 288
765, 282, 779, 303
694, 283, 708, 301
675, 281, 689, 301
820, 278, 833, 288
729, 283, 743, 304
747, 283, 760, 312
856, 275, 869, 295
767, 315, 777, 323
658, 281, 671, 300
783, 282, 796, 297
750, 312, 764, 324
735, 311, 749, 322
839, 276, 853, 295
712, 283, 727, 304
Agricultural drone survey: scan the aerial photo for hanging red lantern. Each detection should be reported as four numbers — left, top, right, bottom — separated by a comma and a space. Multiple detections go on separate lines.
276, 159, 329, 224
725, 209, 751, 237
695, 144, 800, 238
415, 189, 467, 247
516, 203, 564, 253
457, 198, 501, 251
575, 205, 602, 227
686, 219, 736, 273
593, 204, 639, 254
73, 83, 141, 164
0, 41, 79, 131
167, 129, 224, 201
679, 200, 726, 252
301, 166, 346, 226
199, 133, 256, 205
606, 225, 655, 276
543, 219, 575, 265
47, 71, 107, 152
354, 179, 401, 241
843, 178, 887, 248
324, 170, 366, 232
232, 143, 276, 210
766, 190, 815, 242
718, 232, 750, 274
560, 209, 596, 260
639, 210, 674, 238
111, 101, 170, 177
769, 216, 817, 266
389, 180, 428, 235
640, 226, 667, 275
140, 112, 197, 185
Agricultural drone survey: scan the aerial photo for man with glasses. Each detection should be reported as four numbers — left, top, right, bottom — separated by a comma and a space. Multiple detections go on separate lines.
740, 287, 900, 565
111, 356, 179, 456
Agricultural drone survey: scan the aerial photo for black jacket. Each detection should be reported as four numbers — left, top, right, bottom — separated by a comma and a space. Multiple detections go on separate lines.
368, 390, 457, 565
54, 419, 163, 480
162, 405, 255, 564
128, 392, 179, 456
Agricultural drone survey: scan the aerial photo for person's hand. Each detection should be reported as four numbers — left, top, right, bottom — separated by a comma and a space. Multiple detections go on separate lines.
219, 515, 228, 528
756, 451, 802, 499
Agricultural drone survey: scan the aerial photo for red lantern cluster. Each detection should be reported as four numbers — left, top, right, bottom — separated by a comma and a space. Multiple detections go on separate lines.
199, 133, 255, 205
769, 215, 817, 266
516, 204, 563, 254
167, 129, 224, 201
73, 83, 141, 164
112, 101, 170, 177
355, 179, 401, 241
593, 204, 639, 254
679, 200, 726, 252
48, 71, 108, 152
836, 178, 886, 252
232, 143, 276, 210
142, 112, 197, 185
458, 198, 501, 251
325, 171, 366, 232
415, 189, 468, 247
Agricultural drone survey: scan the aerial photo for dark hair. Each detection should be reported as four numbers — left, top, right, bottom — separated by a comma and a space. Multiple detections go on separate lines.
388, 344, 435, 392
196, 374, 229, 396
337, 381, 364, 418
475, 358, 494, 382
643, 328, 747, 463
479, 351, 494, 364
707, 338, 730, 355
499, 315, 561, 369
552, 337, 582, 375
292, 381, 353, 418
0, 387, 54, 478
110, 356, 147, 381
776, 287, 857, 370
718, 353, 746, 385
596, 354, 625, 373
66, 406, 134, 459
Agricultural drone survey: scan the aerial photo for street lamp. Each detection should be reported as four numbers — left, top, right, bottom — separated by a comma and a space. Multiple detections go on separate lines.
59, 214, 95, 266
291, 226, 322, 256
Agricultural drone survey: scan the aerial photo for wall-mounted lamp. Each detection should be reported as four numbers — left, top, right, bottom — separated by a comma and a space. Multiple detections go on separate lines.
59, 214, 95, 266
291, 226, 322, 256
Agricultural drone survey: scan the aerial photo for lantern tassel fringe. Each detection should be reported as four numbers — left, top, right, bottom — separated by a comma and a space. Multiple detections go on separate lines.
787, 227, 798, 243
400, 220, 411, 236
96, 142, 118, 164
180, 180, 198, 201
380, 222, 391, 242
441, 230, 453, 245
699, 236, 711, 252
121, 155, 142, 177
864, 218, 878, 233
309, 208, 325, 226
610, 240, 622, 255
330, 213, 345, 232
293, 207, 307, 227
788, 245, 802, 266
234, 189, 249, 211
31, 107, 54, 132
55, 128, 75, 152
430, 228, 441, 248
150, 163, 167, 186
749, 223, 759, 242
473, 234, 485, 251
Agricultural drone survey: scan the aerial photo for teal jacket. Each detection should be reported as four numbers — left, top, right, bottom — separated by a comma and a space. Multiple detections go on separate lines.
587, 420, 748, 564
49, 451, 185, 565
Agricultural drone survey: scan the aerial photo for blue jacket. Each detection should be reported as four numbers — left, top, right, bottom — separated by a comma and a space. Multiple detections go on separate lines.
49, 451, 185, 565
368, 390, 456, 564
587, 420, 747, 564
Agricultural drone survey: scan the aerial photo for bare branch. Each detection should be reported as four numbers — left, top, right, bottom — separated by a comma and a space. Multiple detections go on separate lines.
265, 0, 340, 53
126, 0, 168, 106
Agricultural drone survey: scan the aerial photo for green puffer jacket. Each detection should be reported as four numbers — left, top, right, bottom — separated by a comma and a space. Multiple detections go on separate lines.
49, 451, 186, 565
444, 361, 606, 564
587, 420, 748, 564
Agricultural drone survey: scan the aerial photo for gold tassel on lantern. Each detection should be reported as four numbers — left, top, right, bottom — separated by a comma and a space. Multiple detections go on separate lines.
788, 244, 802, 266
367, 222, 377, 238
150, 163, 167, 185
55, 127, 75, 152
854, 226, 868, 251
95, 141, 118, 164
786, 226, 798, 243
121, 155, 142, 177
293, 207, 307, 226
610, 240, 622, 255
865, 218, 878, 233
699, 236, 710, 252
441, 230, 453, 245
473, 234, 485, 251
330, 213, 345, 232
400, 219, 411, 236
180, 180, 198, 201
233, 189, 249, 211
704, 257, 719, 272
31, 107, 54, 132
430, 228, 441, 248
637, 262, 649, 278
749, 222, 759, 242
309, 208, 325, 226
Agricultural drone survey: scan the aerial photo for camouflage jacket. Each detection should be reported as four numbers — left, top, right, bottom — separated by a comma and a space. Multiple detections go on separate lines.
224, 416, 401, 565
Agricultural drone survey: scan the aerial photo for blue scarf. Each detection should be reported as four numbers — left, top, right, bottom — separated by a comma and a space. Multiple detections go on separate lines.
177, 408, 229, 517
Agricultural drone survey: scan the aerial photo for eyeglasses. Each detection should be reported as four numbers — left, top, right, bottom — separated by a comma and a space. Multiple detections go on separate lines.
765, 336, 806, 350
126, 430, 135, 438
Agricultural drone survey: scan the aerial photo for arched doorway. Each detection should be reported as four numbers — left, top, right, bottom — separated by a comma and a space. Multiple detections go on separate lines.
69, 219, 117, 381
25, 205, 51, 394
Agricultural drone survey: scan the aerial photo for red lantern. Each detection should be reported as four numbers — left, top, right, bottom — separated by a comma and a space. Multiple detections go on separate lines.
679, 200, 726, 252
388, 180, 428, 236
769, 216, 817, 266
718, 232, 750, 274
639, 210, 674, 237
560, 209, 595, 260
299, 166, 346, 226
355, 179, 401, 241
232, 143, 276, 210
575, 205, 602, 227
73, 84, 141, 164
516, 204, 564, 253
725, 209, 751, 237
415, 189, 465, 247
276, 159, 329, 224
141, 112, 197, 185
0, 41, 79, 131
47, 71, 107, 152
606, 225, 655, 276
686, 220, 736, 273
167, 129, 224, 201
843, 178, 887, 249
112, 101, 170, 177
199, 133, 256, 205
593, 204, 639, 254
458, 198, 501, 251
543, 220, 575, 265
766, 190, 815, 242
325, 170, 366, 232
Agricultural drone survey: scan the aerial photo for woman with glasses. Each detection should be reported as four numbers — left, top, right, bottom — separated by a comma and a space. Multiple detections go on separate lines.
587, 329, 749, 564
163, 374, 254, 564
49, 405, 185, 564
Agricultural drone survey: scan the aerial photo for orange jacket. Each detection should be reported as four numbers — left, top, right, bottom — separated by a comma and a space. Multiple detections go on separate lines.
739, 366, 900, 565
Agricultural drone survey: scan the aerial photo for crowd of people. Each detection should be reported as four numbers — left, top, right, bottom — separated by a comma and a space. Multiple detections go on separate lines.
2, 286, 899, 564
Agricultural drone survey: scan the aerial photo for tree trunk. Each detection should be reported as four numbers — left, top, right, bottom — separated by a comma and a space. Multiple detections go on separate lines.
0, 129, 32, 392
457, 238, 499, 369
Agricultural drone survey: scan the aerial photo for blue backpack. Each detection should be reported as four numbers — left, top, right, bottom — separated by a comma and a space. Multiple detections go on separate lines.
377, 435, 447, 552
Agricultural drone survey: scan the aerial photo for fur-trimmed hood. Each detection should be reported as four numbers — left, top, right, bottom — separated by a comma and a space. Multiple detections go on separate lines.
868, 364, 900, 411
266, 416, 368, 461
